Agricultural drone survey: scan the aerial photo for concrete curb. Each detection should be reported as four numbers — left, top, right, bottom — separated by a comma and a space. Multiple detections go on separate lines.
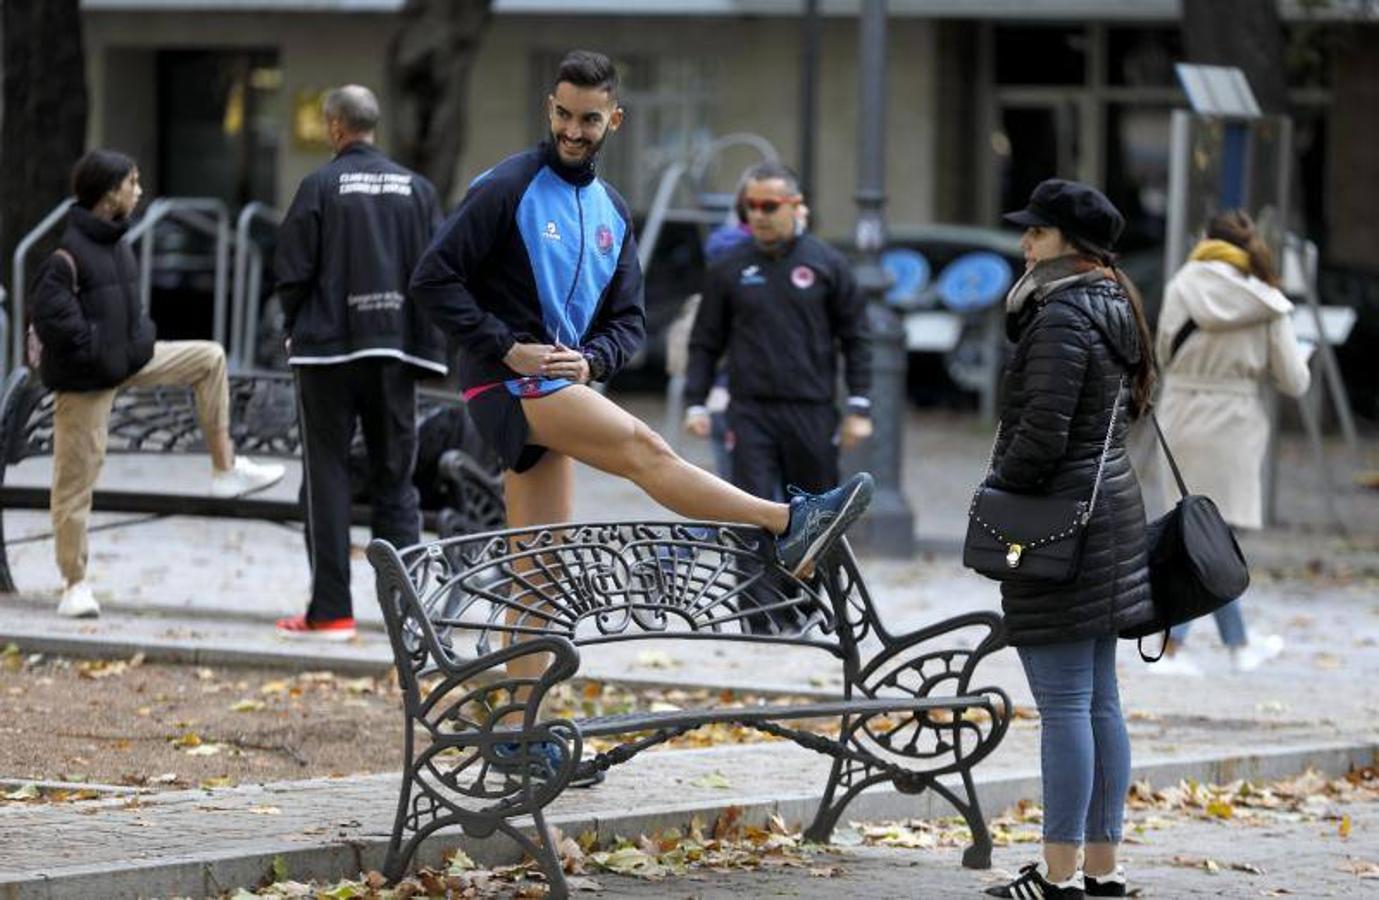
3, 740, 1373, 899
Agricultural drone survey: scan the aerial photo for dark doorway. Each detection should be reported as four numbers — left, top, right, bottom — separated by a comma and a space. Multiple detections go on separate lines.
152, 50, 280, 340
157, 49, 280, 207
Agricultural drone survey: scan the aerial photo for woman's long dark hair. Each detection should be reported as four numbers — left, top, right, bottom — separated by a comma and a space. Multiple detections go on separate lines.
72, 149, 136, 210
1206, 210, 1278, 286
1068, 235, 1157, 418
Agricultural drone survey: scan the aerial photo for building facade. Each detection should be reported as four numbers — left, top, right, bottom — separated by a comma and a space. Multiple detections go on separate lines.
76, 0, 1379, 404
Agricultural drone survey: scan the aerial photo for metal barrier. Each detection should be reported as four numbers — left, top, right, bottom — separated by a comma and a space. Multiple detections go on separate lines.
637, 132, 779, 273
232, 203, 282, 369
122, 197, 232, 349
8, 198, 76, 374
0, 287, 7, 375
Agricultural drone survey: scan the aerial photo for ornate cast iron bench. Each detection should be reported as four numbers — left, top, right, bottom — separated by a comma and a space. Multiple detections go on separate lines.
368, 522, 1012, 899
0, 367, 504, 593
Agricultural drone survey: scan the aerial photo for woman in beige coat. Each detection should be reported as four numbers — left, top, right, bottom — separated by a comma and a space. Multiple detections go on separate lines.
1151, 211, 1312, 675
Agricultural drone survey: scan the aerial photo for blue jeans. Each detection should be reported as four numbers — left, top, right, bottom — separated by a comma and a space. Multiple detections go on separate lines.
1169, 597, 1248, 648
1016, 637, 1131, 845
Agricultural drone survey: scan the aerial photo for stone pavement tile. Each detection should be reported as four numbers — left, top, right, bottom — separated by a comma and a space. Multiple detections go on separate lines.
5, 401, 1374, 619
589, 796, 1379, 898
5, 544, 1379, 752
2, 739, 1374, 898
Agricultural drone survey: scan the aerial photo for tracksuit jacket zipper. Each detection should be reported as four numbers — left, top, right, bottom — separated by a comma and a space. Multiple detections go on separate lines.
559, 186, 585, 346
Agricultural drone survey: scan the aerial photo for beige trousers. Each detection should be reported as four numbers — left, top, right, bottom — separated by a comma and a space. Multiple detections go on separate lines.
50, 340, 230, 584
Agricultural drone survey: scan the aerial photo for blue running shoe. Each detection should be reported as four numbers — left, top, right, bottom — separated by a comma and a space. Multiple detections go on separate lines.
776, 473, 874, 579
490, 740, 604, 788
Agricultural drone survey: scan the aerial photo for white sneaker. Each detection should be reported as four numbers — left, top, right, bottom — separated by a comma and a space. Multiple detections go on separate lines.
1147, 651, 1203, 676
56, 581, 100, 618
1231, 634, 1284, 672
210, 456, 286, 498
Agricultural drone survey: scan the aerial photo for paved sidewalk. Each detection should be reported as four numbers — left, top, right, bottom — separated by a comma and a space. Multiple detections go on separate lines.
591, 795, 1379, 898
2, 738, 1372, 898
1, 397, 1376, 898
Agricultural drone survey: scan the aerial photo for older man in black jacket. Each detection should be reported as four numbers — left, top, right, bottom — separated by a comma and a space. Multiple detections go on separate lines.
273, 85, 444, 640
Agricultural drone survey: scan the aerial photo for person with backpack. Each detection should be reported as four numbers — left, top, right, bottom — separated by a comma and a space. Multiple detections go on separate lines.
28, 149, 284, 619
1148, 211, 1312, 676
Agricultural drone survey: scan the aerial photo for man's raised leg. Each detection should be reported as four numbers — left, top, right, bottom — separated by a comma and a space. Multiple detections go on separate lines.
522, 386, 789, 533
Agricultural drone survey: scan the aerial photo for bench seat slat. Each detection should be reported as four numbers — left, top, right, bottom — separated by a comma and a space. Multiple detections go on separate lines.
569, 695, 991, 738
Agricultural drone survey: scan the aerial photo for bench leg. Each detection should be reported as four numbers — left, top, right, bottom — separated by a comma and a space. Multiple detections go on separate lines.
0, 470, 14, 593
516, 808, 569, 900
0, 526, 15, 593
924, 769, 993, 870
381, 765, 419, 883
804, 757, 888, 844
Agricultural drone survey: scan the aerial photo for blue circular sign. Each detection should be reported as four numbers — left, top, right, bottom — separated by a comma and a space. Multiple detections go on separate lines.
881, 248, 932, 308
936, 252, 1015, 312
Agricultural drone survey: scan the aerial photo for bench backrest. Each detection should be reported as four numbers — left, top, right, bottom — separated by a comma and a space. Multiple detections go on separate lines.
368, 521, 893, 696
0, 367, 301, 461
0, 367, 480, 463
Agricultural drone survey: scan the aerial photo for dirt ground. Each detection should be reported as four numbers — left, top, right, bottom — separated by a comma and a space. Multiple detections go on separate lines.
0, 651, 405, 791
0, 648, 829, 795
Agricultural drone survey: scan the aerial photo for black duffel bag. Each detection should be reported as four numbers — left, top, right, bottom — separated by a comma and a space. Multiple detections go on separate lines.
1121, 414, 1250, 659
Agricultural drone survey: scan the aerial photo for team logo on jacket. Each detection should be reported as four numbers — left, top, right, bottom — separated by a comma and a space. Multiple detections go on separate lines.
791, 265, 816, 289
740, 264, 766, 286
595, 224, 615, 256
543, 221, 561, 241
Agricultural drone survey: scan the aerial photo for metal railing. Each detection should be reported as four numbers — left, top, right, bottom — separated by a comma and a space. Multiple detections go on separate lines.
122, 197, 232, 349
231, 202, 282, 369
8, 198, 76, 373
637, 132, 780, 273
7, 196, 281, 377
0, 287, 8, 374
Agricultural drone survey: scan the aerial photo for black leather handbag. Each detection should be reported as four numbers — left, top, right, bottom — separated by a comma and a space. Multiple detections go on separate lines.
963, 379, 1123, 585
1120, 414, 1250, 655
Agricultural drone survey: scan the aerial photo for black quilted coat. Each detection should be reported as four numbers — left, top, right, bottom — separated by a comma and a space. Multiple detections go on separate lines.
29, 207, 155, 392
989, 277, 1154, 646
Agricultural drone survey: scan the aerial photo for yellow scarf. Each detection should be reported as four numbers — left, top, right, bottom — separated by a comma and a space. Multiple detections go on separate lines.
1189, 238, 1251, 275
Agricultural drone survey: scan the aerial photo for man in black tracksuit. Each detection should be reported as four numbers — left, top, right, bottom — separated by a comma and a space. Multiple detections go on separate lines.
684, 162, 872, 508
272, 85, 445, 639
684, 162, 871, 630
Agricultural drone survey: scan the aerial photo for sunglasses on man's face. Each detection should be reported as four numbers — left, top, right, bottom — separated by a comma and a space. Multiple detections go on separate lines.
743, 197, 797, 214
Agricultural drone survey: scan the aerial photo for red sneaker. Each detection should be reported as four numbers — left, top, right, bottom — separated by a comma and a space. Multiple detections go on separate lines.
275, 614, 356, 641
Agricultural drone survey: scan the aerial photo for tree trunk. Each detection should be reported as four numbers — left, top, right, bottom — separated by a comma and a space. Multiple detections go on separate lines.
1, 0, 87, 289
1181, 0, 1289, 113
387, 0, 494, 203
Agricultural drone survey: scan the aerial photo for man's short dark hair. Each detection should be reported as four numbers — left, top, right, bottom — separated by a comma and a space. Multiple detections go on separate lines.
742, 160, 801, 197
323, 85, 380, 134
72, 148, 137, 210
555, 50, 619, 99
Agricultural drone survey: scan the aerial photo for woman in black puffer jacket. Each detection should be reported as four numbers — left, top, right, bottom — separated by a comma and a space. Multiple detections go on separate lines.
981, 180, 1155, 900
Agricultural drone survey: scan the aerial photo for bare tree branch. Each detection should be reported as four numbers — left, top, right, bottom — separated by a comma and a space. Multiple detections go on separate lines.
1, 0, 87, 287
387, 0, 494, 202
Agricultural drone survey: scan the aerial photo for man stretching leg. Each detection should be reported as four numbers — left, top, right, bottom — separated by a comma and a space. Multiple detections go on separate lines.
410, 50, 872, 776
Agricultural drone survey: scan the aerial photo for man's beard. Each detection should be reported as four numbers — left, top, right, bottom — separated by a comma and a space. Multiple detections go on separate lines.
551, 129, 607, 166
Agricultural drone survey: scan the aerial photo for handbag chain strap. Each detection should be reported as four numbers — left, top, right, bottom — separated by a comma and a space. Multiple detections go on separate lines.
983, 375, 1126, 526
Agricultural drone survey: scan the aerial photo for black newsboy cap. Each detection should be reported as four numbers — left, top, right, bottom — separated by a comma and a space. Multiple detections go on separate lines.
1003, 178, 1125, 254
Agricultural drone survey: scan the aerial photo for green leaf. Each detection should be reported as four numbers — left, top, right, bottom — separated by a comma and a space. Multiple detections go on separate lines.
271, 854, 289, 883
3, 783, 40, 801
689, 771, 732, 790
446, 848, 477, 873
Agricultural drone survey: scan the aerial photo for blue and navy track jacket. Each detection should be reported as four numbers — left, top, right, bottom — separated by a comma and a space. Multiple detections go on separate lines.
411, 142, 645, 391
